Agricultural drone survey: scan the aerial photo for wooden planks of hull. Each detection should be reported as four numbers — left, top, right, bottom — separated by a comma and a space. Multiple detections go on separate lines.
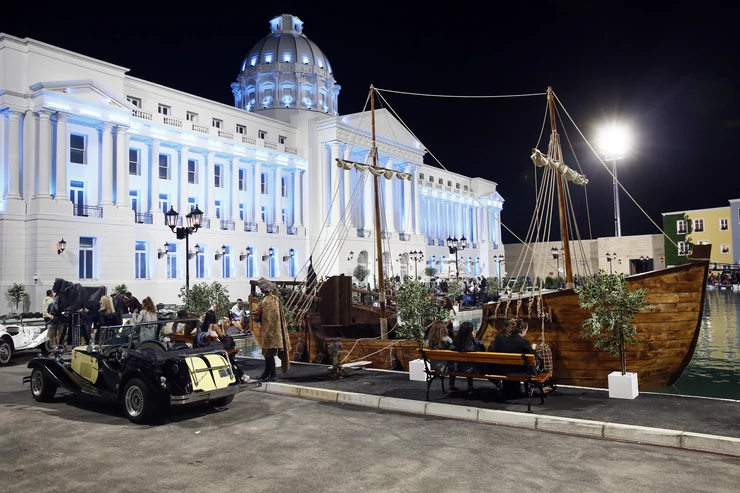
479, 260, 708, 389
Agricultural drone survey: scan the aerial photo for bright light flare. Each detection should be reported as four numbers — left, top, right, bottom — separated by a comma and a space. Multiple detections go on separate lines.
596, 122, 632, 160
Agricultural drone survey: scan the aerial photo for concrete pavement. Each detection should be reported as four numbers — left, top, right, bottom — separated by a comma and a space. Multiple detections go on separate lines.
1, 355, 740, 492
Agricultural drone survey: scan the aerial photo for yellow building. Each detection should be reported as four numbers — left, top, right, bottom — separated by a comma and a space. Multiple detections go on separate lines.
675, 206, 732, 265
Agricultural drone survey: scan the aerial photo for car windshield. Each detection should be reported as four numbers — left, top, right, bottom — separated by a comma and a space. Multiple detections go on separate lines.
100, 322, 160, 347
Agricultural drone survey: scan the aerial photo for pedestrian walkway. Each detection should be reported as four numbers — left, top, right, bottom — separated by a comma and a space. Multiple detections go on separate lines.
236, 356, 740, 455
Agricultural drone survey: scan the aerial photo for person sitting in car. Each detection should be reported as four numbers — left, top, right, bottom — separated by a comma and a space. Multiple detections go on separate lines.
94, 295, 123, 342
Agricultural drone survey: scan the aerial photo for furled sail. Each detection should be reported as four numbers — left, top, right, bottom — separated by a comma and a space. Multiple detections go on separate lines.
336, 159, 412, 181
530, 148, 588, 186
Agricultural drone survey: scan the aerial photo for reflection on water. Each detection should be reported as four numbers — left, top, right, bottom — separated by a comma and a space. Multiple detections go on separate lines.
462, 291, 740, 399
654, 289, 740, 399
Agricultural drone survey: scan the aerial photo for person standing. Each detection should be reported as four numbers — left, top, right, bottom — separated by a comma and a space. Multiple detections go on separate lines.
42, 290, 54, 323
255, 278, 291, 382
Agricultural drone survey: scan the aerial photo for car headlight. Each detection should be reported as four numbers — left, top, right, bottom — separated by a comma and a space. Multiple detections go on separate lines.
160, 376, 167, 389
170, 363, 179, 374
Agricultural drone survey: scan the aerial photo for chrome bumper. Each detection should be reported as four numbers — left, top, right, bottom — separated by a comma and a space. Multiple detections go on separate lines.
170, 381, 260, 405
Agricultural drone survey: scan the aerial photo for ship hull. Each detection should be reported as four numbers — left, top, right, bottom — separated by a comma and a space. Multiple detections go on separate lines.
478, 260, 709, 389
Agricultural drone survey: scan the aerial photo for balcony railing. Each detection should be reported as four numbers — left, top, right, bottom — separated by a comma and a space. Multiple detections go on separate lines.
287, 226, 298, 235
357, 228, 371, 238
134, 212, 152, 224
73, 205, 103, 218
472, 243, 478, 249
399, 233, 411, 241
264, 141, 278, 150
220, 220, 235, 231
132, 108, 152, 120
380, 231, 392, 240
218, 130, 234, 140
437, 239, 445, 246
163, 116, 182, 128
201, 218, 211, 229
242, 135, 257, 145
266, 223, 280, 234
192, 123, 209, 134
285, 146, 297, 154
428, 238, 435, 246
244, 221, 258, 232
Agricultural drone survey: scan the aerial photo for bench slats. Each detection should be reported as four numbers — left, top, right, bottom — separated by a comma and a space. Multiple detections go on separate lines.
420, 349, 538, 366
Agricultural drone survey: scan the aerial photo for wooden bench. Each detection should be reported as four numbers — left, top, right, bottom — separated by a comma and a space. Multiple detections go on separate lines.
419, 349, 552, 413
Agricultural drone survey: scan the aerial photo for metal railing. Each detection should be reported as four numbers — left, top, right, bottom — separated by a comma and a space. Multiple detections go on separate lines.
220, 220, 235, 231
134, 212, 152, 224
266, 224, 280, 234
244, 221, 258, 232
287, 226, 298, 235
399, 233, 411, 241
201, 218, 211, 229
357, 228, 371, 238
380, 231, 392, 240
73, 205, 103, 218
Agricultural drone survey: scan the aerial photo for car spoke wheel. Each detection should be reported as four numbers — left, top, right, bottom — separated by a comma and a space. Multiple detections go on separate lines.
30, 368, 57, 402
0, 341, 11, 365
125, 386, 144, 417
122, 378, 158, 424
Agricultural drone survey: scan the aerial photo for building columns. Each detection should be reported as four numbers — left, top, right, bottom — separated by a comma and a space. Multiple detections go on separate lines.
98, 122, 113, 205
206, 152, 216, 221
115, 125, 128, 207
342, 146, 353, 226
54, 113, 69, 202
148, 140, 160, 214
36, 111, 53, 199
275, 165, 284, 225
6, 111, 22, 200
384, 159, 395, 233
231, 157, 240, 220
254, 161, 263, 224
179, 146, 190, 214
329, 142, 341, 224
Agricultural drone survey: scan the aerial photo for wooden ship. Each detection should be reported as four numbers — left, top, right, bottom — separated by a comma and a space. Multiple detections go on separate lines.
477, 88, 709, 390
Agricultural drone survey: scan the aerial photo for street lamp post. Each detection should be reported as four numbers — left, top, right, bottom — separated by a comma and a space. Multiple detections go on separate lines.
550, 246, 564, 273
446, 236, 467, 279
165, 205, 203, 297
606, 252, 617, 274
494, 254, 505, 288
597, 123, 632, 238
409, 250, 424, 279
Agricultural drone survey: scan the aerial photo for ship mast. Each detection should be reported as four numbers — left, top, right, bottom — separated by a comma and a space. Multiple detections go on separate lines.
370, 85, 389, 339
547, 87, 574, 288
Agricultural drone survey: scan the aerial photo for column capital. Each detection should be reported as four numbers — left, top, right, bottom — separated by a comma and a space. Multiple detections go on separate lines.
52, 112, 70, 123
115, 123, 130, 132
96, 121, 114, 132
4, 109, 22, 121
36, 109, 53, 119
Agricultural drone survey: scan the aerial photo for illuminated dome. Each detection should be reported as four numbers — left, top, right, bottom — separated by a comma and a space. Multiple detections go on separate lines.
231, 14, 340, 116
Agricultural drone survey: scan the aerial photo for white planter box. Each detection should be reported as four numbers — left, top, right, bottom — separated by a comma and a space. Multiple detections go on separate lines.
608, 371, 639, 399
409, 358, 427, 382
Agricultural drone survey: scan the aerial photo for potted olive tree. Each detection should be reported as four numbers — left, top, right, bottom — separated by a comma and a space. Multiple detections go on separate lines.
575, 270, 653, 399
353, 265, 370, 289
395, 278, 449, 381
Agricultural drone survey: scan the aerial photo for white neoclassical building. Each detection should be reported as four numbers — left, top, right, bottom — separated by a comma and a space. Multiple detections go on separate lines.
0, 14, 504, 309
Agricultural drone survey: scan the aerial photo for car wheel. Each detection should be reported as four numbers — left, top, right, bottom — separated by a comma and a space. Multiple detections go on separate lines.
30, 368, 57, 402
209, 394, 235, 407
0, 340, 11, 365
40, 339, 53, 356
122, 378, 158, 424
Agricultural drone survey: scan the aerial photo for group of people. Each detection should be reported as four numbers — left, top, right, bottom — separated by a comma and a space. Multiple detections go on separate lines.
42, 288, 155, 350
424, 317, 549, 396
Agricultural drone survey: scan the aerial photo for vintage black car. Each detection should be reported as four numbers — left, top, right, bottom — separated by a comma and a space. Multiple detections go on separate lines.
23, 320, 256, 423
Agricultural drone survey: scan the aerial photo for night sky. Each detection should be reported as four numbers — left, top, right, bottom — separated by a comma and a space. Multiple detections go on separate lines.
3, 1, 738, 242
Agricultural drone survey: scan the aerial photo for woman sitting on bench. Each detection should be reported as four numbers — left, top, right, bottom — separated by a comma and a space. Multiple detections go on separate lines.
498, 319, 550, 396
449, 321, 485, 394
424, 321, 453, 373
